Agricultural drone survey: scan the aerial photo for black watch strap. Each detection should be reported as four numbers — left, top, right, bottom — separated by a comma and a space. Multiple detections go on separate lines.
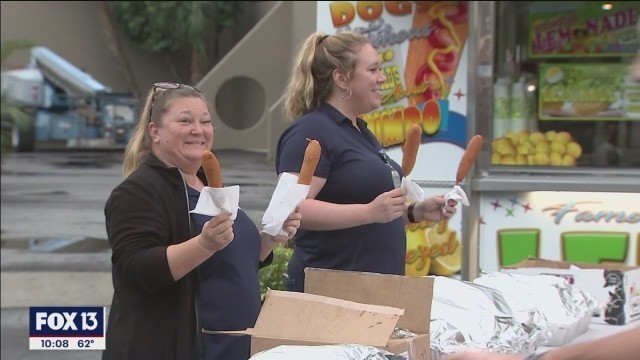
407, 203, 418, 223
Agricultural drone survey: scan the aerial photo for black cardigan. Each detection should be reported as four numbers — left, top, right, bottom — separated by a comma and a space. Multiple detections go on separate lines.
103, 154, 201, 360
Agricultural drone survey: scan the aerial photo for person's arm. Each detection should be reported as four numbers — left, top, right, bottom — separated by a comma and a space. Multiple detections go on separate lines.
290, 173, 407, 231
543, 327, 640, 360
444, 327, 640, 360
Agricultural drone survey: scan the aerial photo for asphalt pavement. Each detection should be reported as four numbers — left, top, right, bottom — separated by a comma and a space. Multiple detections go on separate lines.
0, 149, 278, 359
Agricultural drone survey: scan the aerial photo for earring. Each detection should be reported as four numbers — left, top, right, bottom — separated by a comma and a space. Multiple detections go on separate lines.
340, 88, 352, 100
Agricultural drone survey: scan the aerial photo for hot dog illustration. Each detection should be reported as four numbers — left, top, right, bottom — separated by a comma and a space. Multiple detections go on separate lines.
402, 124, 422, 176
456, 135, 483, 184
298, 138, 321, 185
404, 2, 469, 106
202, 150, 223, 188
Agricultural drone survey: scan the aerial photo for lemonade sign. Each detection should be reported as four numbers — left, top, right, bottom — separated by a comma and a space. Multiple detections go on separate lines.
405, 219, 462, 276
539, 63, 640, 121
529, 1, 639, 58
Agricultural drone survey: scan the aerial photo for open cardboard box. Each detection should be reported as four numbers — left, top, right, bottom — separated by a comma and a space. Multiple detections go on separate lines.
203, 269, 433, 359
502, 258, 640, 325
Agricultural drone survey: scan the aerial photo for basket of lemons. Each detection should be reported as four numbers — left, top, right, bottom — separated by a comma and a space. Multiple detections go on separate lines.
491, 130, 582, 166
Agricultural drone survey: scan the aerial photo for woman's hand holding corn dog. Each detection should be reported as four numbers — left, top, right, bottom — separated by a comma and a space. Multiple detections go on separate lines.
411, 196, 458, 223
198, 212, 235, 252
268, 207, 302, 245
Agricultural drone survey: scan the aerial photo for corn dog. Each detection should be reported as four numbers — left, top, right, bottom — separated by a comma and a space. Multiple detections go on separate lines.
202, 150, 223, 188
298, 138, 321, 185
456, 135, 483, 184
402, 124, 422, 176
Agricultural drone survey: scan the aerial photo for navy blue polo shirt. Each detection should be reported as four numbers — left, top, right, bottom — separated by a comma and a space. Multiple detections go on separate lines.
275, 102, 406, 292
188, 186, 261, 360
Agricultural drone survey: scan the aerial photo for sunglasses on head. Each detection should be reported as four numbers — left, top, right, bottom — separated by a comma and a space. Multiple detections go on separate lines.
149, 82, 201, 120
153, 82, 201, 92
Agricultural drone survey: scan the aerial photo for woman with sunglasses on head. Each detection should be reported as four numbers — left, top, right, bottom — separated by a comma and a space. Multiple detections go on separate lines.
102, 82, 301, 360
275, 31, 458, 292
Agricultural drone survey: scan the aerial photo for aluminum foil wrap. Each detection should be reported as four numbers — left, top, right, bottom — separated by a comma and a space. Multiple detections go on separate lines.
430, 276, 534, 360
474, 272, 596, 346
249, 343, 400, 360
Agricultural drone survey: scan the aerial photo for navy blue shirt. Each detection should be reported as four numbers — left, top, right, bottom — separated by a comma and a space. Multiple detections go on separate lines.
275, 102, 406, 292
188, 186, 261, 360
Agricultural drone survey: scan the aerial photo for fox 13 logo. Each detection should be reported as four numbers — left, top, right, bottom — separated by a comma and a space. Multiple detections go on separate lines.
29, 307, 106, 350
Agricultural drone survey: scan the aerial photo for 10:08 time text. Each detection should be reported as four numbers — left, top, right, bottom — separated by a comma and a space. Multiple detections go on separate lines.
31, 338, 100, 350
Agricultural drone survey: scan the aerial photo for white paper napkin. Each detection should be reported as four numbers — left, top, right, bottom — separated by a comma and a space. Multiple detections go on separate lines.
190, 185, 240, 220
261, 172, 310, 236
445, 185, 470, 207
401, 177, 425, 204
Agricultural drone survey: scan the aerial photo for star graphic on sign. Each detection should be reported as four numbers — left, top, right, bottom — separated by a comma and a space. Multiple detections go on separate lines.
453, 89, 465, 100
491, 199, 502, 210
478, 216, 486, 225
522, 202, 532, 212
509, 197, 520, 206
505, 208, 515, 217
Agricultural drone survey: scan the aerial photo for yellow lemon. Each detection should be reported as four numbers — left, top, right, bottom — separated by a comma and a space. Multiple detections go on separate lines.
527, 154, 535, 165
535, 141, 550, 154
550, 152, 563, 166
501, 155, 517, 165
545, 130, 557, 142
555, 131, 573, 144
491, 152, 502, 165
496, 141, 516, 156
516, 155, 527, 165
405, 227, 431, 277
566, 141, 582, 158
534, 152, 550, 166
505, 131, 519, 145
529, 132, 545, 146
517, 142, 533, 155
550, 142, 566, 156
561, 154, 576, 166
428, 226, 462, 276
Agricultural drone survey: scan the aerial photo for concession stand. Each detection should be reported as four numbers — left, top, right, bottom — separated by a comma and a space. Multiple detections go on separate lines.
316, 1, 639, 280
467, 1, 639, 278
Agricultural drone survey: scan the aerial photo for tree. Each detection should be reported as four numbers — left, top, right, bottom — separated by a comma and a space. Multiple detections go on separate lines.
1, 39, 35, 159
95, 2, 139, 95
113, 1, 244, 85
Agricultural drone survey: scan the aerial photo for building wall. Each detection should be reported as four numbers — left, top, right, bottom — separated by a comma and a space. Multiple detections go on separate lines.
197, 1, 317, 154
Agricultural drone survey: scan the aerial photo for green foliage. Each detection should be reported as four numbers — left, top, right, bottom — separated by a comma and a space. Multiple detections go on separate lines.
1, 39, 35, 157
258, 246, 293, 298
1, 39, 34, 64
113, 1, 244, 60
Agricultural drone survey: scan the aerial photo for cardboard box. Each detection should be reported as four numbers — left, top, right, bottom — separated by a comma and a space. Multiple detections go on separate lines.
304, 268, 433, 359
502, 258, 640, 325
204, 269, 433, 359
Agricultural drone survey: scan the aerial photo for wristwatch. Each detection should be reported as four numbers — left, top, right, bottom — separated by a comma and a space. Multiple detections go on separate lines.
407, 203, 418, 223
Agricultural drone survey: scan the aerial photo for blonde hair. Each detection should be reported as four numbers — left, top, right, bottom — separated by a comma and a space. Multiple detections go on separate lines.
122, 86, 207, 177
284, 31, 370, 121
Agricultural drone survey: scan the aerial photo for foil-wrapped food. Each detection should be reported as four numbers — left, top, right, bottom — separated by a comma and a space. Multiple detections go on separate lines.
249, 343, 406, 360
430, 276, 546, 360
474, 271, 597, 346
